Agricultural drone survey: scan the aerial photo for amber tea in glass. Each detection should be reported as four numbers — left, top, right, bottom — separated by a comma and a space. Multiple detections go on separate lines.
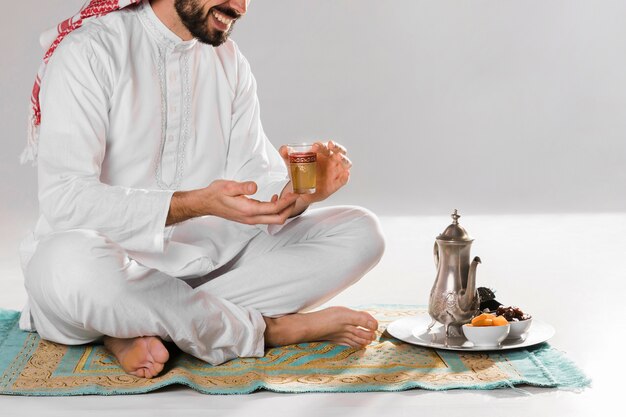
287, 143, 317, 194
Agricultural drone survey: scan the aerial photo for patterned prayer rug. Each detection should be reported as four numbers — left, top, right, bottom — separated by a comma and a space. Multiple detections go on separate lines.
0, 305, 589, 396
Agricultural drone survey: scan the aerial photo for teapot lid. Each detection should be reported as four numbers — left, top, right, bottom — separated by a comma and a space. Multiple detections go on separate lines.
437, 209, 473, 242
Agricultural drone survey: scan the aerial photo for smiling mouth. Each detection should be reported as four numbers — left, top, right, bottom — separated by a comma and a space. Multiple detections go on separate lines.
211, 9, 234, 27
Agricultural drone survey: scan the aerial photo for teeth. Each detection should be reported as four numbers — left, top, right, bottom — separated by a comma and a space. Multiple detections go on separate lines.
212, 10, 233, 25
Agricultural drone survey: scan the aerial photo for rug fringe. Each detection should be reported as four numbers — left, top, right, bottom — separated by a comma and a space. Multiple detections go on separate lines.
526, 344, 591, 389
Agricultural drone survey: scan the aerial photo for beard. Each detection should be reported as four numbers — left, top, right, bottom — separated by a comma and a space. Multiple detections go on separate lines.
174, 0, 240, 46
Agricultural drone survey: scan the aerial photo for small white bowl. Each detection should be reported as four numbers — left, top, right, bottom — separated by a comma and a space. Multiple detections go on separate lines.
462, 323, 510, 347
507, 318, 533, 339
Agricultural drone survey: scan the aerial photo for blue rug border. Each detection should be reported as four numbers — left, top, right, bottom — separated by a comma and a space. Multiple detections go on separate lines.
0, 305, 591, 396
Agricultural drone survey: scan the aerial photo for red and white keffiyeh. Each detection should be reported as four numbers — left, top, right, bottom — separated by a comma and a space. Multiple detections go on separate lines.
23, 0, 142, 164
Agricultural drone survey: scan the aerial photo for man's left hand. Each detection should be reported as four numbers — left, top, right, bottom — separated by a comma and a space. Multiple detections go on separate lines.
279, 140, 352, 207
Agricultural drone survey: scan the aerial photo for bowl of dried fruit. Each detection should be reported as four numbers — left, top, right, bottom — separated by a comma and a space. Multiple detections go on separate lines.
462, 313, 510, 347
492, 306, 532, 339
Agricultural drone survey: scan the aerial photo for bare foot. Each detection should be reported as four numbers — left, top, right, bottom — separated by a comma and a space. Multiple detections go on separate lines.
263, 306, 379, 349
103, 336, 170, 379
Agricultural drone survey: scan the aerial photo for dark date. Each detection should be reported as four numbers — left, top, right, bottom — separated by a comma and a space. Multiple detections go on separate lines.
494, 306, 531, 322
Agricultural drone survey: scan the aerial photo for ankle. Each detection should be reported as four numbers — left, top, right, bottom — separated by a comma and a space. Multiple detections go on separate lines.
263, 315, 306, 347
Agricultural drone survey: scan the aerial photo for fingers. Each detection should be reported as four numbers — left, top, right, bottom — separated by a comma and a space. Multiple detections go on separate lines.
332, 151, 352, 169
222, 180, 258, 196
215, 180, 298, 220
245, 192, 298, 216
245, 213, 289, 225
312, 141, 330, 157
312, 141, 351, 170
339, 171, 350, 186
246, 200, 296, 225
278, 145, 289, 162
328, 140, 347, 155
313, 141, 351, 172
242, 194, 297, 224
313, 140, 348, 155
324, 152, 351, 188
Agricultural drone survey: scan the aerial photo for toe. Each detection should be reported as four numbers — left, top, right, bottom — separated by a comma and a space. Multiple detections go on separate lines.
330, 307, 377, 330
336, 340, 353, 348
349, 326, 376, 342
335, 337, 365, 349
347, 335, 371, 348
130, 368, 147, 378
352, 311, 378, 331
152, 361, 165, 376
149, 338, 170, 364
364, 316, 379, 331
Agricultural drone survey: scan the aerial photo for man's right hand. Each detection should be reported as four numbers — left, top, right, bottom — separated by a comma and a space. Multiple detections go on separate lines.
166, 180, 299, 226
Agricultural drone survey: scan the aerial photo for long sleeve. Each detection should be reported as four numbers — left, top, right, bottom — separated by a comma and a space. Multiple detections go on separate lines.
36, 33, 173, 253
224, 46, 291, 233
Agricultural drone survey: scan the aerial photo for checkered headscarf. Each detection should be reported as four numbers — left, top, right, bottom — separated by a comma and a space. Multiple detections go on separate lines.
23, 0, 143, 164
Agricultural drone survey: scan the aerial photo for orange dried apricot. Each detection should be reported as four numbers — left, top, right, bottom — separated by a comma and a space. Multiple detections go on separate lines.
469, 313, 509, 327
493, 316, 509, 326
471, 313, 494, 326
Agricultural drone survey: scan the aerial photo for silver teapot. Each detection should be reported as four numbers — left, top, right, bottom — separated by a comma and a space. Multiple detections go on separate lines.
427, 210, 481, 339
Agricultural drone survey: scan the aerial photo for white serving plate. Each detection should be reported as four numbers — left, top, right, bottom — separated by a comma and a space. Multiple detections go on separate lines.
386, 312, 555, 351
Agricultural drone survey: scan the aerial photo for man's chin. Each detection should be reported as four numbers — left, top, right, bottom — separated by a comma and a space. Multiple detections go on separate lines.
196, 34, 229, 46
196, 27, 232, 46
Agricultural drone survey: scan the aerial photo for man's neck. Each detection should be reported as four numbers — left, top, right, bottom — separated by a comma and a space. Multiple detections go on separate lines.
149, 0, 194, 41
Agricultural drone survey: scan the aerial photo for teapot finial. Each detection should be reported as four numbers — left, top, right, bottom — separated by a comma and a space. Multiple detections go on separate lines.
437, 209, 472, 242
451, 209, 460, 224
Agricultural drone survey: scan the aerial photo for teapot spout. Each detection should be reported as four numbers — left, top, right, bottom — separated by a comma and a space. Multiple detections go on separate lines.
460, 256, 481, 310
467, 256, 481, 295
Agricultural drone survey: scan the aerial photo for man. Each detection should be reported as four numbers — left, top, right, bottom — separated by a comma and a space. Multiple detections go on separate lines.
20, 0, 385, 379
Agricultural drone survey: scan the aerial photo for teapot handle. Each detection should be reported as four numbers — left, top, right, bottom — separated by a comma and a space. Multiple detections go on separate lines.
433, 241, 439, 269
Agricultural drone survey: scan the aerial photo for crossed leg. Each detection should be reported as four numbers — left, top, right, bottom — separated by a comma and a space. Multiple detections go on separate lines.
104, 306, 380, 379
24, 206, 385, 378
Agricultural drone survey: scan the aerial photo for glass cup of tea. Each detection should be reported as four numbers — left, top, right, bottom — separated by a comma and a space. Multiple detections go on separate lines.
286, 143, 317, 194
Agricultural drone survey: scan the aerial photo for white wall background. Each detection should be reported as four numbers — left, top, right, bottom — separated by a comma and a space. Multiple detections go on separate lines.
0, 5, 622, 411
1, 0, 624, 221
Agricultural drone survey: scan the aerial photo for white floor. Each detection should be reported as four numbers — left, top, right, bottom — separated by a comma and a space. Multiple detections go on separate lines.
0, 213, 624, 417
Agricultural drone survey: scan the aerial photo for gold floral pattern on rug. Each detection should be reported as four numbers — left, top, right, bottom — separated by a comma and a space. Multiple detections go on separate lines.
4, 307, 519, 393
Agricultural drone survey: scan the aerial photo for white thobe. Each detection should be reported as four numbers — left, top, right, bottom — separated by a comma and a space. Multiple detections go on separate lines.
20, 0, 385, 365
